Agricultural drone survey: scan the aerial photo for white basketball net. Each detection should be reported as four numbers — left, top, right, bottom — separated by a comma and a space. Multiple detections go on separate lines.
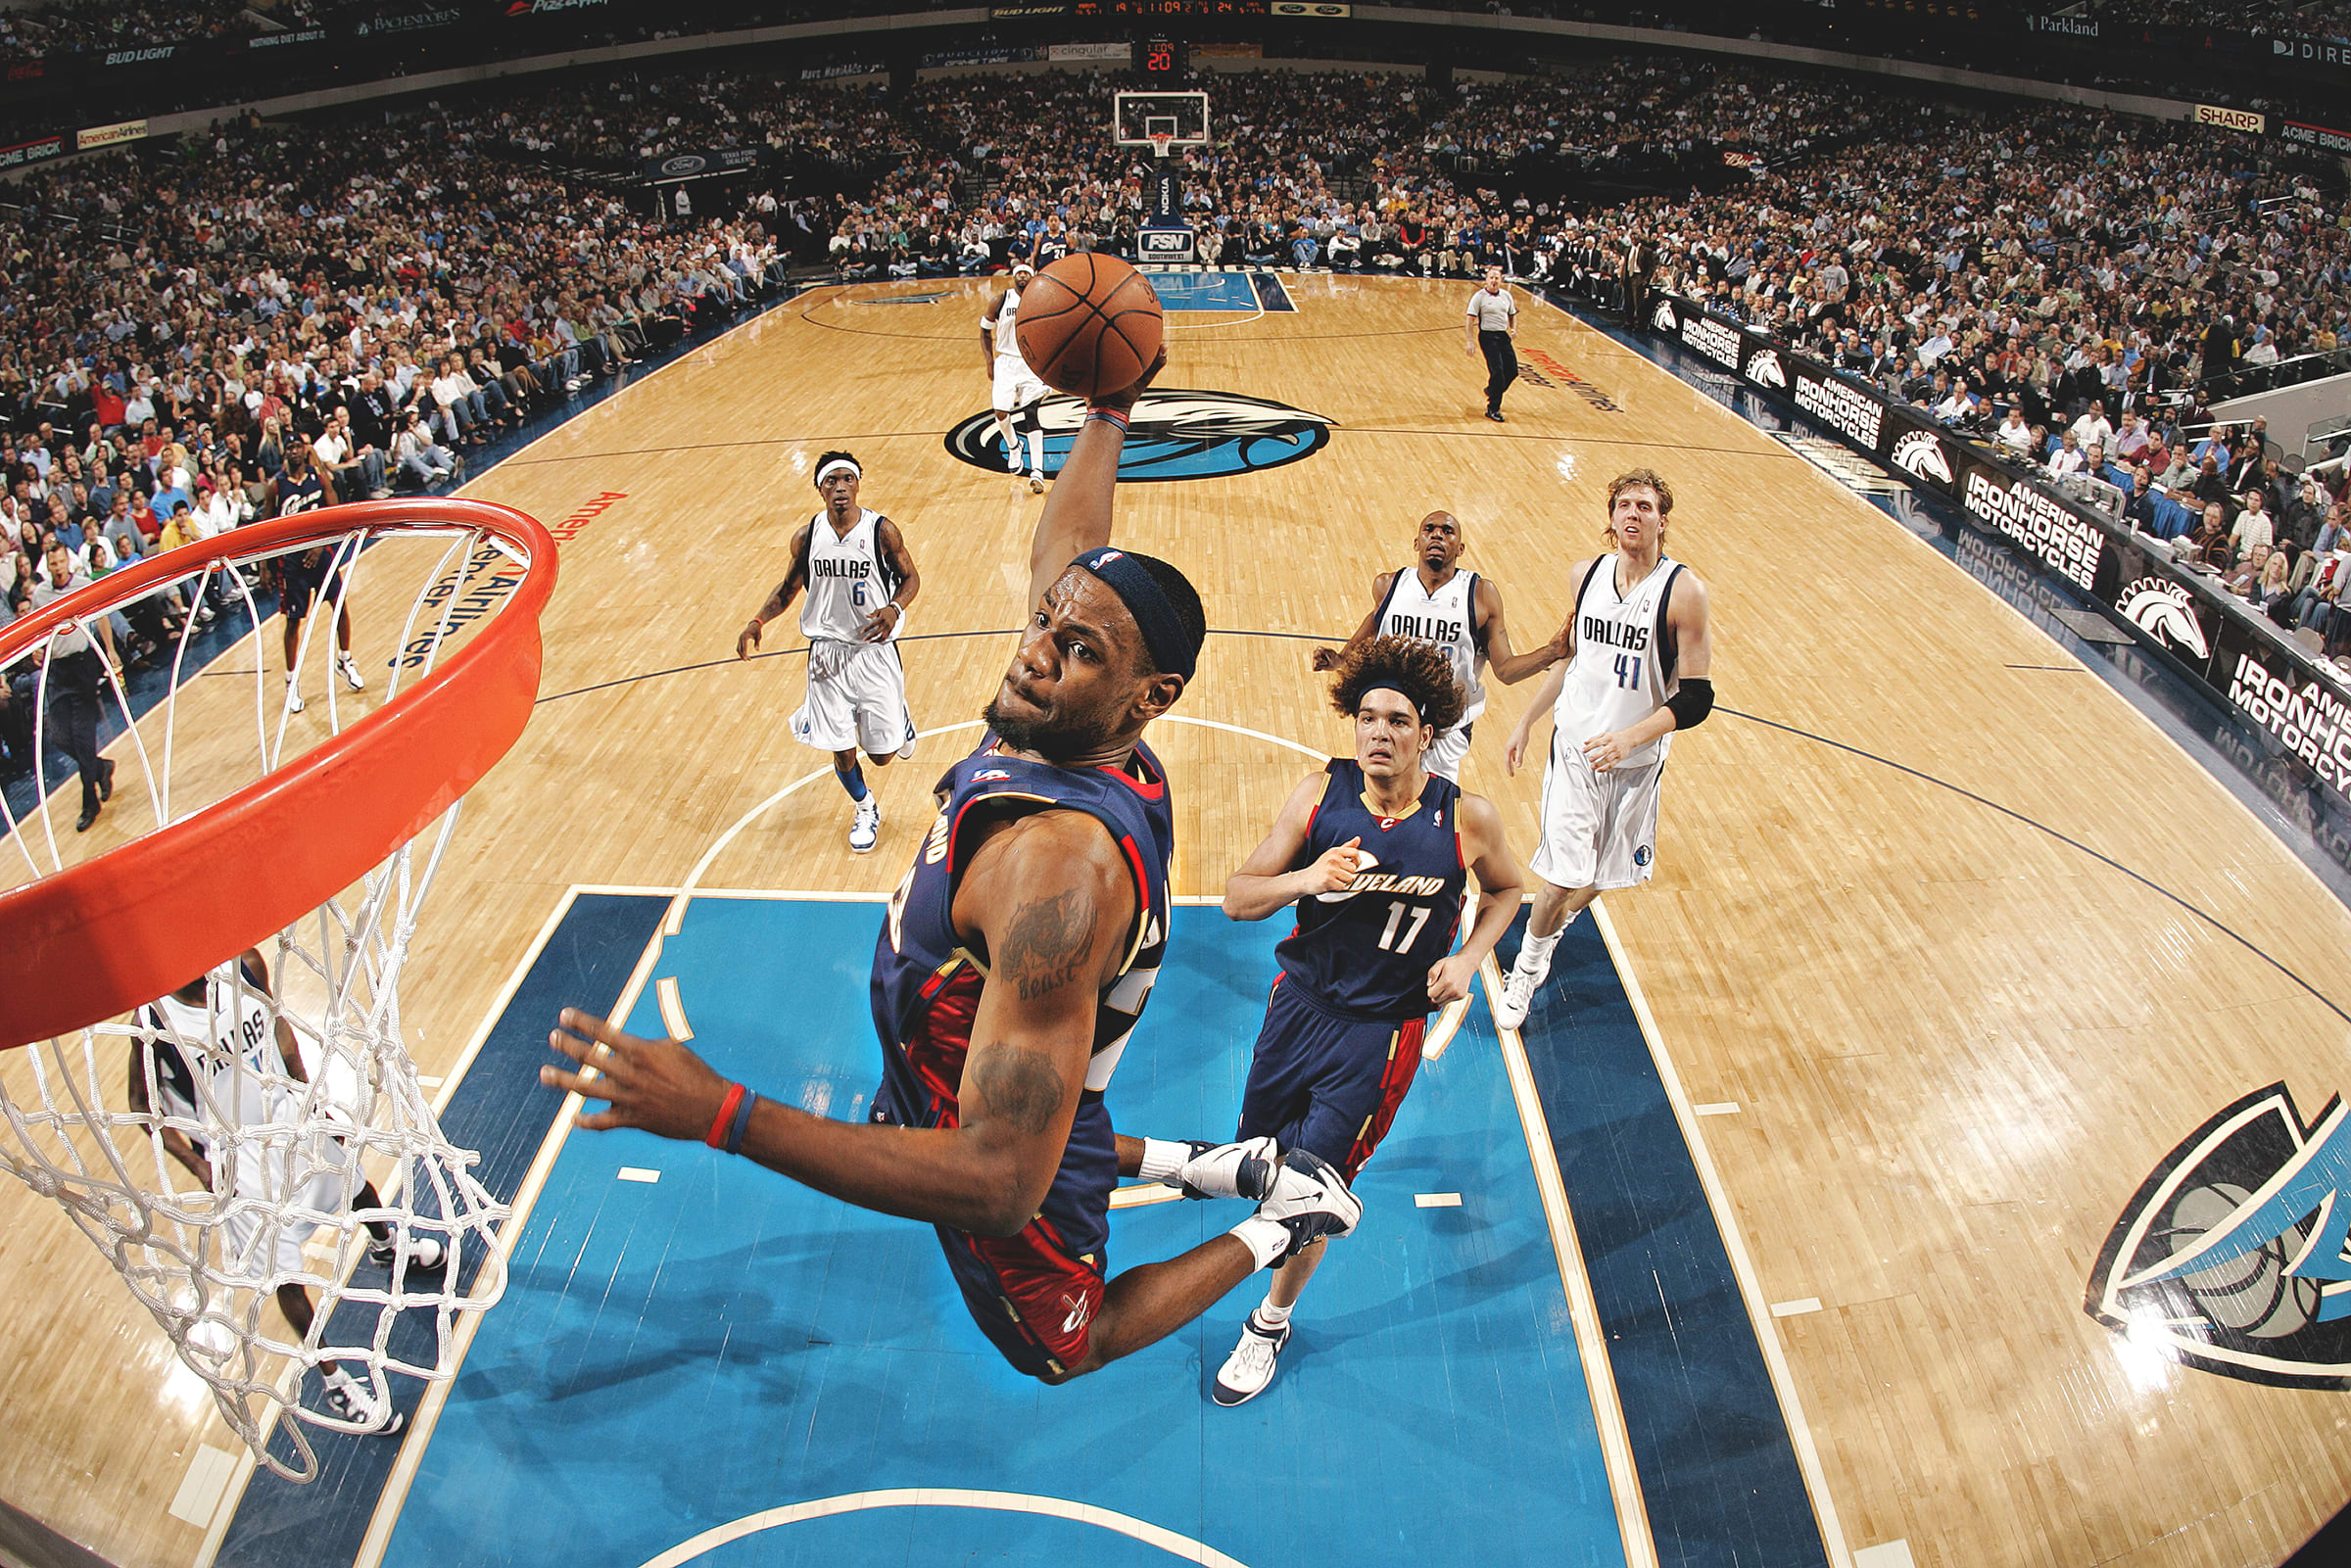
0, 520, 526, 1481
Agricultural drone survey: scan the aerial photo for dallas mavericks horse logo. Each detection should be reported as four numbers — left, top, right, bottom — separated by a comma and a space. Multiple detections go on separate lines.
946, 390, 1334, 483
2087, 1083, 2351, 1388
2118, 578, 2212, 661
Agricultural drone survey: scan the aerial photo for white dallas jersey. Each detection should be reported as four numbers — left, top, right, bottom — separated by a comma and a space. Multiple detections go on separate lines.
987, 287, 1025, 359
800, 508, 901, 644
149, 974, 282, 1130
1372, 566, 1487, 727
1556, 552, 1684, 771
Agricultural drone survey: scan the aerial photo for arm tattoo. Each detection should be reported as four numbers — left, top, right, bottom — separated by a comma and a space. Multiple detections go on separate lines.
995, 887, 1099, 1001
968, 1045, 1068, 1138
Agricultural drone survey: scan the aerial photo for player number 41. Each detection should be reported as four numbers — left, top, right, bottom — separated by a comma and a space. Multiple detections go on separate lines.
1613, 652, 1643, 690
1376, 901, 1431, 953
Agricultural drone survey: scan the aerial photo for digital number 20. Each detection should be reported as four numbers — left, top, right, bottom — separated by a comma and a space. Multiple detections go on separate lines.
1613, 652, 1643, 689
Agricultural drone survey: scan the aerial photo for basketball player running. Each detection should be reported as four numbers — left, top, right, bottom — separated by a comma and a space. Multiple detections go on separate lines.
549, 348, 1365, 1384
1493, 468, 1714, 1031
270, 446, 364, 714
736, 451, 923, 853
1465, 266, 1519, 423
126, 951, 446, 1434
1312, 510, 1566, 783
982, 261, 1051, 493
1206, 636, 1524, 1403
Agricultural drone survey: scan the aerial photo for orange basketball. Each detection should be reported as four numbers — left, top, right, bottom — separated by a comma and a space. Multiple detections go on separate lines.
1014, 254, 1165, 400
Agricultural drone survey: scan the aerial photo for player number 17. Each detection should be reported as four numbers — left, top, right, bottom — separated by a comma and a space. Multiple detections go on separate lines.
1376, 900, 1431, 954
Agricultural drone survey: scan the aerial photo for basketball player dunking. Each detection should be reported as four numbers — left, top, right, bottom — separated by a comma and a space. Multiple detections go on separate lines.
1313, 509, 1565, 783
736, 452, 924, 853
1209, 636, 1525, 1403
982, 261, 1051, 494
1493, 468, 1715, 1030
550, 348, 1364, 1384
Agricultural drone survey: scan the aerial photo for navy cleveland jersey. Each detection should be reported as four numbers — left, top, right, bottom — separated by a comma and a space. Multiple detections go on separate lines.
870, 736, 1174, 1123
1275, 758, 1467, 1020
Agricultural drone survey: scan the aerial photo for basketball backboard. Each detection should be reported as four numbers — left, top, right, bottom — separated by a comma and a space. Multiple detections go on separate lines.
1114, 91, 1210, 147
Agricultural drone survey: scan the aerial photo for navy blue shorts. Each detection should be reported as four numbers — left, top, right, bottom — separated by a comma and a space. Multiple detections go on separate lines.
281, 554, 345, 622
872, 1077, 1114, 1380
1236, 976, 1426, 1181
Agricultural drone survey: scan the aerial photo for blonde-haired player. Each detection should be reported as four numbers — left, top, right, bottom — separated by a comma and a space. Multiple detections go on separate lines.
982, 261, 1051, 493
1494, 468, 1715, 1030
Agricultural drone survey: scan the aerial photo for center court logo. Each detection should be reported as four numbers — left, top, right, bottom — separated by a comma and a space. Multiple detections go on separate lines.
2088, 1083, 2351, 1387
2118, 578, 2212, 661
1890, 429, 1955, 486
945, 389, 1334, 483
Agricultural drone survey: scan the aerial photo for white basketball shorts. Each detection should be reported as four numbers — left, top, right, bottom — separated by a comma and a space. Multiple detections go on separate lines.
1530, 739, 1664, 892
792, 639, 915, 758
992, 354, 1049, 412
218, 1140, 357, 1281
1426, 720, 1473, 784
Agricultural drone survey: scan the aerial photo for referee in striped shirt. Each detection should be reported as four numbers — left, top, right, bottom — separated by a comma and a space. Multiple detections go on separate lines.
1465, 266, 1518, 423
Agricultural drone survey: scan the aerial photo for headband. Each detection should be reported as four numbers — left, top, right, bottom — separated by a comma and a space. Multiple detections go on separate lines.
814, 458, 861, 484
1074, 547, 1197, 680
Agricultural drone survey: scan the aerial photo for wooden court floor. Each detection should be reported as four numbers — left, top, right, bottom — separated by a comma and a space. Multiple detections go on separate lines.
5, 272, 2350, 1568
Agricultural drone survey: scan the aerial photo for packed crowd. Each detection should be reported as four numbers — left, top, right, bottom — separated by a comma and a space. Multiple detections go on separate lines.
2087, 0, 2351, 41
0, 103, 811, 778
8, 58, 2351, 768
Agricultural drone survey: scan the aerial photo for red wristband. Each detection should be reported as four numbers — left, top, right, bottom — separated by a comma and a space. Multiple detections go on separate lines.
706, 1082, 747, 1148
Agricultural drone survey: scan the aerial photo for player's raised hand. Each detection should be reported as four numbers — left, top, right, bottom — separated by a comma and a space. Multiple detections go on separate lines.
541, 1008, 729, 1140
1426, 952, 1478, 1007
736, 619, 763, 660
1310, 645, 1340, 672
1302, 835, 1364, 895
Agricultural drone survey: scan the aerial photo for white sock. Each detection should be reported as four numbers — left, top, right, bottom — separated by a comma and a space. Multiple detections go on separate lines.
1024, 429, 1041, 473
1136, 1137, 1189, 1183
1514, 927, 1561, 972
1228, 1215, 1290, 1271
323, 1365, 358, 1391
1254, 1298, 1293, 1326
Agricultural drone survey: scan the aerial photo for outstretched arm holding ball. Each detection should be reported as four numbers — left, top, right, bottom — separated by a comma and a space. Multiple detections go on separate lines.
1025, 343, 1167, 611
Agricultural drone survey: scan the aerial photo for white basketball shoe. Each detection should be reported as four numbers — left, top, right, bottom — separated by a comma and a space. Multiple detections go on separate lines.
849, 797, 881, 853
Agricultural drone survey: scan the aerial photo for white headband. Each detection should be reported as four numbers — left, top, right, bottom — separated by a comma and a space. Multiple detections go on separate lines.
814, 458, 862, 484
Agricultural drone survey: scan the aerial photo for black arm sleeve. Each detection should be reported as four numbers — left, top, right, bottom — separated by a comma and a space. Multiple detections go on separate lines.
1663, 677, 1713, 731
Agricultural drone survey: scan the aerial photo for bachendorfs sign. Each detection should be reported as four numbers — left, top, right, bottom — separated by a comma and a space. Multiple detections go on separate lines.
2193, 104, 2267, 133
355, 8, 464, 35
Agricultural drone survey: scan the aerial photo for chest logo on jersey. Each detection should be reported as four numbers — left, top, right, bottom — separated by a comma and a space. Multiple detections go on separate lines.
1314, 848, 1445, 902
945, 389, 1334, 483
1582, 615, 1651, 652
812, 557, 873, 579
1385, 614, 1465, 645
2087, 1081, 2351, 1388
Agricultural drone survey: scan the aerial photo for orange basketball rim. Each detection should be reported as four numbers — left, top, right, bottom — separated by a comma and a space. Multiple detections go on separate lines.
0, 499, 557, 1051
